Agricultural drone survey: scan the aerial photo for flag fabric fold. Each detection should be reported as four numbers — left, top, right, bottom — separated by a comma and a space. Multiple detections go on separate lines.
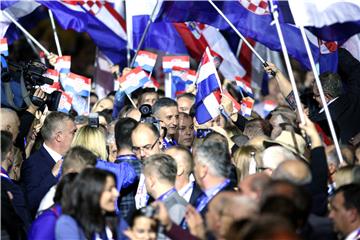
118, 67, 150, 95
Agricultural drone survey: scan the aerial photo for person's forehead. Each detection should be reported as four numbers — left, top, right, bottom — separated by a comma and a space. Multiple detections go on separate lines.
132, 126, 156, 142
179, 116, 192, 125
143, 92, 158, 99
159, 106, 178, 114
178, 97, 193, 104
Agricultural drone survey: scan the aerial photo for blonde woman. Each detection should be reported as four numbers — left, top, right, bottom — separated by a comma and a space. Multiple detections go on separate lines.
232, 145, 262, 183
71, 125, 108, 160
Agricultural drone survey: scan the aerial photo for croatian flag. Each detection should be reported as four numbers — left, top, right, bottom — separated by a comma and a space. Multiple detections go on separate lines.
57, 91, 73, 113
41, 69, 60, 94
195, 48, 222, 124
38, 0, 127, 65
134, 50, 158, 72
241, 97, 255, 117
119, 67, 150, 95
171, 67, 196, 97
72, 94, 89, 115
263, 99, 278, 117
62, 72, 91, 97
162, 56, 190, 73
223, 91, 242, 113
55, 56, 71, 74
0, 38, 8, 56
125, 0, 187, 55
143, 72, 161, 90
155, 1, 320, 70
235, 76, 254, 98
174, 22, 246, 81
286, 0, 360, 42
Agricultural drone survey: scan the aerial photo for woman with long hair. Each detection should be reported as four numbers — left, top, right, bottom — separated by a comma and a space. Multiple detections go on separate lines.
55, 168, 128, 240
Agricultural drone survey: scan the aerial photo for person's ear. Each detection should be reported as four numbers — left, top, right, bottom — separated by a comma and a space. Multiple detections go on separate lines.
199, 164, 208, 179
177, 164, 184, 176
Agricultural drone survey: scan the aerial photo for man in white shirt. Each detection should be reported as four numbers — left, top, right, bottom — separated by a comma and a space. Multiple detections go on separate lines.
329, 184, 360, 240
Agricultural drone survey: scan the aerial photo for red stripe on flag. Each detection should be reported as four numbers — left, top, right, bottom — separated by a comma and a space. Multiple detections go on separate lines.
104, 2, 126, 32
239, 38, 256, 84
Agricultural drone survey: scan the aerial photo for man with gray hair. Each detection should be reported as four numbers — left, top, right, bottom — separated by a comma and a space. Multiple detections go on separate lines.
143, 153, 188, 225
21, 111, 76, 217
193, 140, 235, 216
261, 146, 297, 176
152, 97, 179, 149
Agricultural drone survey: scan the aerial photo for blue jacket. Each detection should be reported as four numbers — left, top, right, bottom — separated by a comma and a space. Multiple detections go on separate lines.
55, 214, 129, 240
28, 204, 62, 240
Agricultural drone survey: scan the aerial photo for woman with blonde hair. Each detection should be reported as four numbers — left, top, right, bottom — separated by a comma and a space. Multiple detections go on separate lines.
232, 145, 262, 183
71, 125, 108, 160
91, 97, 114, 113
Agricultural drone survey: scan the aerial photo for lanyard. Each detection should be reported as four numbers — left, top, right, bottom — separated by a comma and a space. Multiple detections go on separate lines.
162, 138, 177, 149
196, 179, 230, 212
157, 188, 176, 202
116, 154, 138, 162
0, 167, 11, 180
179, 181, 194, 199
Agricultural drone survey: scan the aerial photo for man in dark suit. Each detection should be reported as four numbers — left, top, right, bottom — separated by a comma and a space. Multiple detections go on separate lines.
165, 146, 203, 207
265, 48, 360, 144
143, 153, 188, 225
21, 111, 76, 217
1, 130, 31, 232
192, 140, 236, 216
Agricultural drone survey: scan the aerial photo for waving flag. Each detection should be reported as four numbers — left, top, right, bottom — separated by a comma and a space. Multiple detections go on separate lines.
62, 72, 91, 97
223, 90, 241, 112
134, 50, 158, 72
162, 55, 189, 73
1, 0, 40, 38
174, 22, 246, 80
55, 56, 71, 74
119, 67, 150, 95
57, 91, 72, 113
171, 67, 196, 98
155, 1, 319, 70
125, 0, 187, 55
195, 48, 222, 124
240, 97, 255, 117
286, 0, 360, 42
41, 69, 61, 94
38, 0, 127, 65
0, 38, 8, 56
235, 76, 254, 98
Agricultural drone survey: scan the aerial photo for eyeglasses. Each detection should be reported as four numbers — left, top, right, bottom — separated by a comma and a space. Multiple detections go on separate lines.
132, 137, 160, 154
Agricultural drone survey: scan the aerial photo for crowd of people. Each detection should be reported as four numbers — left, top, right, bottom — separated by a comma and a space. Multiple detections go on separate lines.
1, 47, 360, 240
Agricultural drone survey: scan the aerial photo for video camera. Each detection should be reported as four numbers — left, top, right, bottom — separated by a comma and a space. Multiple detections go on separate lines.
139, 104, 162, 133
1, 56, 61, 111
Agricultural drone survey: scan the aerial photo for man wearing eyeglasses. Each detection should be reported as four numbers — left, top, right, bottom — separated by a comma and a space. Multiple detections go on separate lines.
131, 123, 162, 209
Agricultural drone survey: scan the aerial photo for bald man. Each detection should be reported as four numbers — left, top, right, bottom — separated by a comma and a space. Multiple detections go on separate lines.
0, 108, 20, 142
165, 146, 202, 206
206, 191, 258, 240
238, 173, 271, 201
131, 123, 162, 208
272, 160, 312, 185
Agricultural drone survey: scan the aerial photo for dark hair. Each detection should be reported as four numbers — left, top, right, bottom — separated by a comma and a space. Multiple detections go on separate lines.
177, 93, 195, 101
62, 146, 97, 174
1, 131, 13, 160
318, 72, 343, 98
138, 88, 158, 105
143, 154, 177, 184
129, 208, 158, 230
98, 109, 113, 125
152, 97, 178, 116
335, 183, 360, 213
62, 168, 118, 240
115, 118, 138, 150
53, 172, 78, 203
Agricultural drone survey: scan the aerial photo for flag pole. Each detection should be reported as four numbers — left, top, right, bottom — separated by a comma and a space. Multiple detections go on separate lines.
298, 26, 344, 164
3, 11, 50, 56
268, 0, 305, 124
208, 0, 265, 65
129, 0, 159, 68
48, 9, 62, 56
206, 47, 223, 94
